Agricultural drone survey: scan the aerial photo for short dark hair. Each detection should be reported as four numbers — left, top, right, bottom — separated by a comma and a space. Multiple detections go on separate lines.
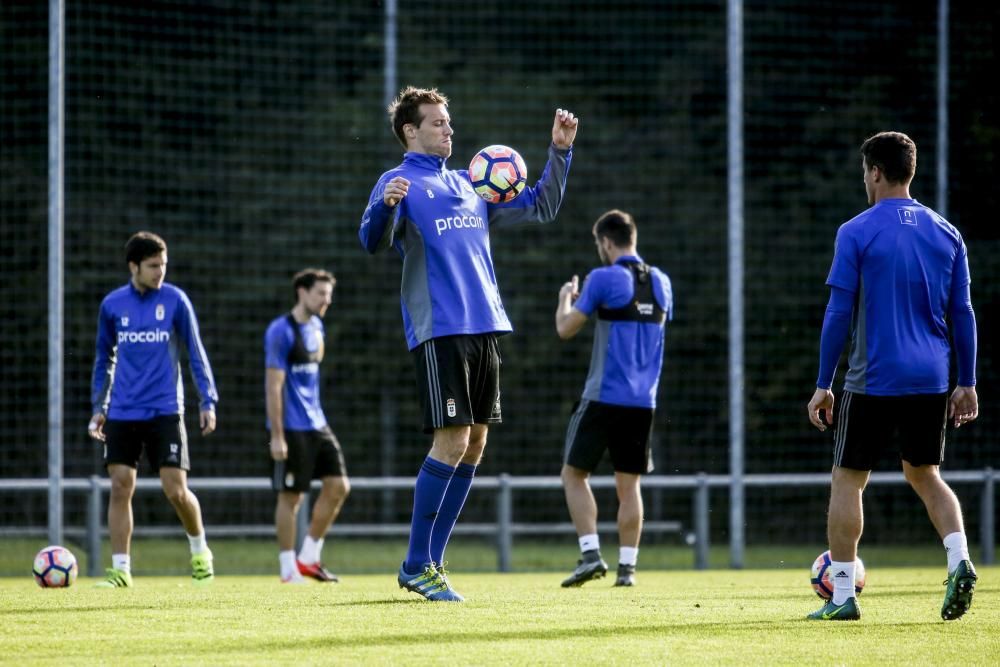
387, 86, 449, 148
125, 231, 167, 266
292, 268, 335, 298
592, 209, 637, 248
860, 131, 916, 185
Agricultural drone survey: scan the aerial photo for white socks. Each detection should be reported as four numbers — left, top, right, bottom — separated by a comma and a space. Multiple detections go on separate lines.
299, 536, 324, 565
187, 532, 209, 555
619, 546, 639, 566
943, 531, 970, 573
279, 550, 298, 579
830, 560, 856, 605
579, 534, 600, 553
112, 553, 131, 573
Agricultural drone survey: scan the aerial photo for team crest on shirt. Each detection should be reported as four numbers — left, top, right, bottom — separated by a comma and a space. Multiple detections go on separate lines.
121, 315, 129, 327
155, 304, 165, 321
446, 398, 457, 418
897, 208, 917, 226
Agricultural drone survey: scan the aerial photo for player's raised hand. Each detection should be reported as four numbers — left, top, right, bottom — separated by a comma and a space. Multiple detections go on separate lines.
552, 109, 579, 150
559, 275, 580, 302
807, 387, 835, 431
383, 176, 410, 207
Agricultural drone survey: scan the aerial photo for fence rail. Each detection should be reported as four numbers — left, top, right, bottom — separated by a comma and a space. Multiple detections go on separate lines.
1, 469, 994, 575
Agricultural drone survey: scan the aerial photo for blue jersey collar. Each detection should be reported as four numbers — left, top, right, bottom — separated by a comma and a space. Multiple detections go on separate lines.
128, 281, 161, 298
403, 152, 447, 172
614, 254, 643, 266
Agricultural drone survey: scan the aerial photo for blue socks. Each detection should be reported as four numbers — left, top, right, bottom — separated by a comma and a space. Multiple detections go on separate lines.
404, 457, 455, 573
430, 462, 477, 565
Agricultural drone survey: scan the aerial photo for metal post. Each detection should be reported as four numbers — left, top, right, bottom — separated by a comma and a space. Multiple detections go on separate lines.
87, 475, 102, 576
497, 474, 512, 573
936, 0, 949, 217
694, 473, 710, 570
726, 0, 746, 570
47, 0, 66, 548
981, 467, 994, 565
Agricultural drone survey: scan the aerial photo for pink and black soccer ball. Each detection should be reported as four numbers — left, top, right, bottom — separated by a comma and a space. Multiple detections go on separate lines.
468, 145, 527, 204
33, 545, 78, 588
810, 549, 865, 600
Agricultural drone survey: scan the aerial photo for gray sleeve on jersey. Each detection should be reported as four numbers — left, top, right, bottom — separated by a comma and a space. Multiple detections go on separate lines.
487, 144, 572, 230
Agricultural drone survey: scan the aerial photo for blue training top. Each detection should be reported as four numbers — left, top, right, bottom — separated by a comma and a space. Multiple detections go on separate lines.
91, 282, 218, 419
819, 198, 976, 395
573, 255, 673, 408
359, 144, 572, 350
264, 314, 328, 431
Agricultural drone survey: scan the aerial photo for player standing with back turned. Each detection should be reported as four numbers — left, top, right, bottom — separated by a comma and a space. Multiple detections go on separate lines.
555, 210, 672, 588
359, 86, 579, 601
807, 132, 979, 621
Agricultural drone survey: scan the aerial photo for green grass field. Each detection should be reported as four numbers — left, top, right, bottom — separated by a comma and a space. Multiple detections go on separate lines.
1, 566, 996, 665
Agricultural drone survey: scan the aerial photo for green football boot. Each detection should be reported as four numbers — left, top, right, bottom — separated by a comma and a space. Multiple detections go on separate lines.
807, 597, 861, 621
397, 562, 463, 602
941, 560, 977, 621
435, 561, 465, 602
191, 550, 215, 586
94, 567, 133, 588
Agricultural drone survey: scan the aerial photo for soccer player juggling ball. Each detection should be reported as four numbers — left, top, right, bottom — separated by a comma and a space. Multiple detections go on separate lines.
89, 231, 218, 588
806, 132, 979, 622
359, 86, 579, 601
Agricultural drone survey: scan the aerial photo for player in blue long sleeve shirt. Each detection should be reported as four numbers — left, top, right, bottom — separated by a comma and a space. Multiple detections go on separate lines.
806, 132, 979, 622
360, 86, 578, 601
87, 232, 218, 588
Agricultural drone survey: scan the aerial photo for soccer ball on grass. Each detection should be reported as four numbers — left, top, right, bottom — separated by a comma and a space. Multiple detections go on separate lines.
468, 145, 527, 204
810, 549, 865, 599
33, 545, 78, 588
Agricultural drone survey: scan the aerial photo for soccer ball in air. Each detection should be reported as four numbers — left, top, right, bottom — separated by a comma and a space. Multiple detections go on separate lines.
32, 545, 78, 588
810, 549, 865, 600
468, 145, 527, 204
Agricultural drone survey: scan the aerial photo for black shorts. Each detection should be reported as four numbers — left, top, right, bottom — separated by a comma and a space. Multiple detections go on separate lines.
564, 399, 654, 474
833, 391, 948, 470
103, 415, 189, 472
412, 334, 502, 434
271, 426, 347, 493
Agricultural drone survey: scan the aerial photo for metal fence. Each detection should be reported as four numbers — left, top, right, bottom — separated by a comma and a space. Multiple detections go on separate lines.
2, 470, 994, 575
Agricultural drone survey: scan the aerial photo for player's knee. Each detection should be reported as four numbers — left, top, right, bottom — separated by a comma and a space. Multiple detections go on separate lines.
903, 462, 939, 489
330, 476, 350, 499
162, 483, 191, 507
108, 476, 135, 500
561, 464, 588, 484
